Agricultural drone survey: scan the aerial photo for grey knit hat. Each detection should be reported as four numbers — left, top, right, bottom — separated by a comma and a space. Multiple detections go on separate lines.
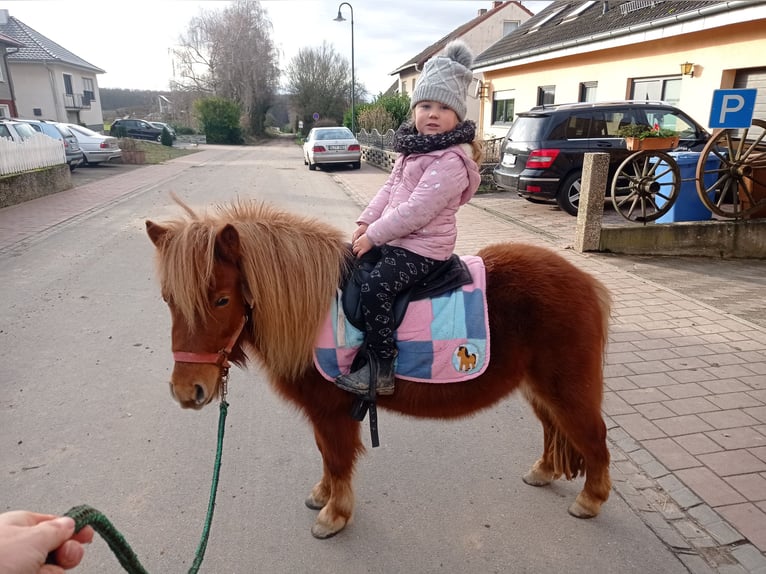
411, 40, 474, 121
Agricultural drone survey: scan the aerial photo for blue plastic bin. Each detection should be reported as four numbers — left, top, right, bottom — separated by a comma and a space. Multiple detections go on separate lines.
655, 152, 720, 223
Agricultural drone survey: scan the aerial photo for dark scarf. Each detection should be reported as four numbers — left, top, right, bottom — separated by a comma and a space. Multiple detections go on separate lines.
393, 120, 476, 156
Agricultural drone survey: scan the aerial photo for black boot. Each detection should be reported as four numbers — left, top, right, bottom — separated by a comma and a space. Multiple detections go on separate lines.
334, 351, 397, 396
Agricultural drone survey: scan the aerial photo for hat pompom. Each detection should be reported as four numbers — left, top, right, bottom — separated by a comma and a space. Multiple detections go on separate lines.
444, 40, 473, 69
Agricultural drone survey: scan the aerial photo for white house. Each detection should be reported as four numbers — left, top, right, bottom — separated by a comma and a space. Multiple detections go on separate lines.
0, 9, 106, 130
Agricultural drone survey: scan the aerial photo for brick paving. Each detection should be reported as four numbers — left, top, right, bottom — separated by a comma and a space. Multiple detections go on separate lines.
1, 152, 765, 573
332, 166, 766, 574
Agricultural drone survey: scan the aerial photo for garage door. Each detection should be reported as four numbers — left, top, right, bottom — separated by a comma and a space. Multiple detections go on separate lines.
734, 67, 766, 123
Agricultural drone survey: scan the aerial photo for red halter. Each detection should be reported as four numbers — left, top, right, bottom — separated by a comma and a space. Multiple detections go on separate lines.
173, 315, 248, 369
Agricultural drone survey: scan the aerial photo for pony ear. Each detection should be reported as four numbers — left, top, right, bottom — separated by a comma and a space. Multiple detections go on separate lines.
146, 220, 168, 247
216, 224, 241, 263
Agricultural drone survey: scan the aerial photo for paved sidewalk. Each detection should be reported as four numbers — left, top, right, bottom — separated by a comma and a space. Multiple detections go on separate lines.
1, 156, 764, 573
331, 166, 766, 574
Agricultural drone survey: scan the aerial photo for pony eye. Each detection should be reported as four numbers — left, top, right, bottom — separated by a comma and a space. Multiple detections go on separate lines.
215, 297, 229, 307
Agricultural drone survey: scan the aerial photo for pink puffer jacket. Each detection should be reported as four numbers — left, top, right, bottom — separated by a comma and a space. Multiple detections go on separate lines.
357, 143, 481, 261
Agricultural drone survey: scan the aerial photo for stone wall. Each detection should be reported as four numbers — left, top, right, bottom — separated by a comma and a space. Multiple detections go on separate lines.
0, 165, 72, 208
361, 146, 396, 172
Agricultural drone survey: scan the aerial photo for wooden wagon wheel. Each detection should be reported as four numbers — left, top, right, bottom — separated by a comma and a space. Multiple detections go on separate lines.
611, 150, 681, 223
696, 118, 766, 219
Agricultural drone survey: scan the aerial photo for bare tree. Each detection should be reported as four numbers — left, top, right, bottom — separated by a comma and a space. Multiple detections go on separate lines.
171, 0, 279, 137
285, 42, 353, 130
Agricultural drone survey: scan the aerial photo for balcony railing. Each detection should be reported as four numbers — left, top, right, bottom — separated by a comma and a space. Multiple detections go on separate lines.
62, 93, 92, 110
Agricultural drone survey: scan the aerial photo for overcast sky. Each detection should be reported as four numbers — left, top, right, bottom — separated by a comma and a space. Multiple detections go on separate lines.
3, 0, 550, 97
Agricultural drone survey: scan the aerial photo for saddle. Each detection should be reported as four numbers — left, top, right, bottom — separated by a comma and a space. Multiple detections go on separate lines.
341, 245, 473, 333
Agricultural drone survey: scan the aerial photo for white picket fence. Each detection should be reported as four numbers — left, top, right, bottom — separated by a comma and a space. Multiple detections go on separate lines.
0, 133, 66, 176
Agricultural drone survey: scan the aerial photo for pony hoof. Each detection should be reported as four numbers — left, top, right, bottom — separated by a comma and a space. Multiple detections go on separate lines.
311, 519, 345, 539
568, 497, 599, 519
522, 470, 552, 487
305, 495, 326, 510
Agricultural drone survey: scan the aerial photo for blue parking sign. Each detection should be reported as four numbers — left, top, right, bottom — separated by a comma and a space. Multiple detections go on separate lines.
709, 89, 757, 129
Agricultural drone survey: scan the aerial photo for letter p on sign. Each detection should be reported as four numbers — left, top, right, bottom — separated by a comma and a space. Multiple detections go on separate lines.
709, 89, 757, 129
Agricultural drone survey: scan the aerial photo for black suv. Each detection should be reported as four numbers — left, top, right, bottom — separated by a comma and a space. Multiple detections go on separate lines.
493, 101, 710, 215
110, 118, 163, 141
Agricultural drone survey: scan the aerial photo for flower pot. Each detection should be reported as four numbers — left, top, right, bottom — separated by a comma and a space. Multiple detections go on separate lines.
625, 136, 680, 151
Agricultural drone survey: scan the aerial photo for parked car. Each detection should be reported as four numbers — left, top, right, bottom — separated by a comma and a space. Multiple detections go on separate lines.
147, 121, 176, 141
109, 118, 163, 141
13, 119, 84, 171
492, 100, 710, 215
0, 119, 37, 142
303, 127, 361, 170
63, 123, 122, 165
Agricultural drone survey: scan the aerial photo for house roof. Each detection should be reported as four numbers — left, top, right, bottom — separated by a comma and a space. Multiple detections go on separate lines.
0, 31, 24, 48
0, 16, 105, 73
390, 1, 532, 75
474, 0, 754, 69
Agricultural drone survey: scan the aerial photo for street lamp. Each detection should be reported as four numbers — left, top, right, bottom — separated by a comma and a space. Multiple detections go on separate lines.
333, 2, 355, 134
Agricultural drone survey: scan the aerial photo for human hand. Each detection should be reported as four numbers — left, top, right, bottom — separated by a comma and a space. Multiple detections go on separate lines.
0, 511, 94, 573
352, 233, 373, 258
351, 224, 368, 243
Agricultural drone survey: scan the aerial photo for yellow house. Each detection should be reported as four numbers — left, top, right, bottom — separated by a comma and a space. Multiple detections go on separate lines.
473, 0, 766, 139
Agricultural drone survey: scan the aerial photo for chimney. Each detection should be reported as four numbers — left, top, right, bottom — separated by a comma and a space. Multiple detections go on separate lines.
0, 10, 9, 25
493, 1, 503, 8
478, 8, 487, 16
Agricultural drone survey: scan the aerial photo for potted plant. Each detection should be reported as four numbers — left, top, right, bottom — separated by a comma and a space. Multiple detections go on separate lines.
618, 124, 680, 151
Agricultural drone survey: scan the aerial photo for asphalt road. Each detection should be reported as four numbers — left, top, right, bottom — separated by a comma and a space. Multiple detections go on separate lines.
1, 142, 693, 573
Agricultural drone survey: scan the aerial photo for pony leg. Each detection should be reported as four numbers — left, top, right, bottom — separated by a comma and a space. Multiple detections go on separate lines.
305, 456, 331, 510
523, 389, 611, 518
305, 413, 364, 539
565, 412, 611, 519
522, 401, 558, 487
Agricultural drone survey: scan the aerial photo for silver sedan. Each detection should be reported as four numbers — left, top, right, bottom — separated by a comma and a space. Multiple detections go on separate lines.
63, 124, 123, 165
303, 127, 361, 170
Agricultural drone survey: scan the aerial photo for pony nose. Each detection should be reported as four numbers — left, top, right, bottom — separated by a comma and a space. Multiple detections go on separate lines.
194, 384, 207, 406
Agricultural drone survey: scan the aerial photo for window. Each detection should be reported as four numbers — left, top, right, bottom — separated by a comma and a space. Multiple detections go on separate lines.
527, 6, 566, 33
631, 77, 682, 106
491, 90, 515, 125
401, 80, 407, 95
0, 104, 9, 118
502, 20, 520, 36
561, 1, 596, 22
63, 74, 73, 95
579, 82, 597, 103
411, 78, 415, 93
0, 65, 4, 82
33, 108, 42, 116
537, 85, 555, 106
83, 78, 95, 103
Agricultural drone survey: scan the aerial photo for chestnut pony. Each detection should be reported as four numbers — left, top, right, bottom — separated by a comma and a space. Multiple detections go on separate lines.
146, 199, 612, 539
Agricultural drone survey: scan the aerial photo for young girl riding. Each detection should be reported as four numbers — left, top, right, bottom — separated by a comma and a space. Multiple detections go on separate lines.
335, 41, 482, 397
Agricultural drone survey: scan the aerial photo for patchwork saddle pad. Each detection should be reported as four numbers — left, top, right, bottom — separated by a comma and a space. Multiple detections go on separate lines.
314, 255, 489, 383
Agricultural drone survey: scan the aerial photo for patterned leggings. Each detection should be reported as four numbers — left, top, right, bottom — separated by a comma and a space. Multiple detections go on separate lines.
359, 245, 438, 359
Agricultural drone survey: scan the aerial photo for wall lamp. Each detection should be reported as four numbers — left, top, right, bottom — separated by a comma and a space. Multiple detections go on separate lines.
680, 62, 694, 77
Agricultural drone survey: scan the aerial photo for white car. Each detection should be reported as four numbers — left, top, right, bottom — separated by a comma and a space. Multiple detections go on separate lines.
63, 124, 122, 165
0, 119, 37, 142
303, 127, 361, 171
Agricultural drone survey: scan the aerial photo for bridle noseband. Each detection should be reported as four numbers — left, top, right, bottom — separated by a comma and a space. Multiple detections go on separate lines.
172, 314, 249, 397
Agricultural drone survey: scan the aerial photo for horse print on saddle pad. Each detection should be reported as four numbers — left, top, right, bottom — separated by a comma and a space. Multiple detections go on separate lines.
314, 256, 489, 383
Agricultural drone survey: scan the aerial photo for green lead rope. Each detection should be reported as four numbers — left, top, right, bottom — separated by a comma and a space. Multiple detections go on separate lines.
54, 400, 229, 574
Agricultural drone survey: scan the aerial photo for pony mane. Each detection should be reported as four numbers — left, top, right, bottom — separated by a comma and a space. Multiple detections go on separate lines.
154, 197, 350, 381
